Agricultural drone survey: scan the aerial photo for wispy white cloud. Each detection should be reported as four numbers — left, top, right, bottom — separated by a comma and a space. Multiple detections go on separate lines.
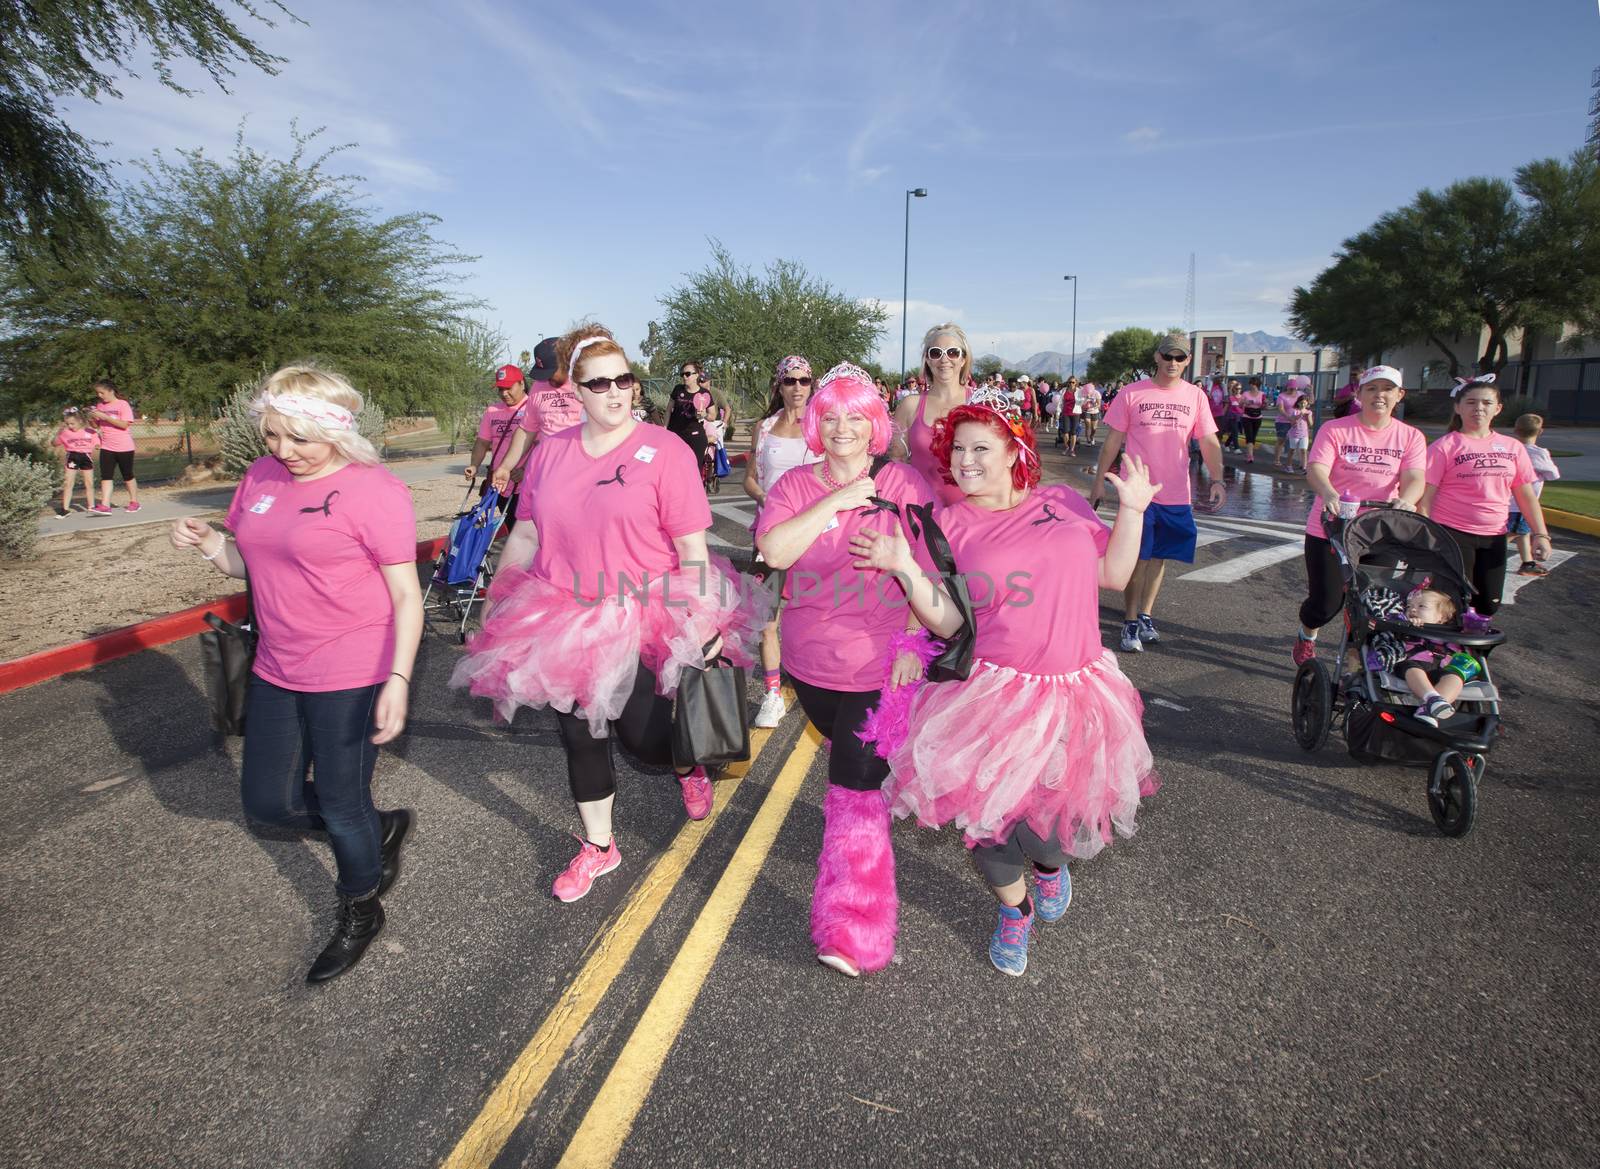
1123, 126, 1161, 147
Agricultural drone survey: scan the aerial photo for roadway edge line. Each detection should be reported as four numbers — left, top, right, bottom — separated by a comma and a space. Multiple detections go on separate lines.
439, 716, 795, 1169
552, 723, 825, 1169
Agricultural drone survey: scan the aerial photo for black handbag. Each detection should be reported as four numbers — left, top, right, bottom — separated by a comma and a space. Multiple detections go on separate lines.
672, 640, 751, 767
903, 502, 975, 682
199, 595, 257, 736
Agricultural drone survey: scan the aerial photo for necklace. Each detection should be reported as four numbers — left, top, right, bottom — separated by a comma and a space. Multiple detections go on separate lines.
819, 460, 870, 491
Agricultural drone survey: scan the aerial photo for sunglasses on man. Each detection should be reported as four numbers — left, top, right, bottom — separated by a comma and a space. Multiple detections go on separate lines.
1159, 351, 1189, 361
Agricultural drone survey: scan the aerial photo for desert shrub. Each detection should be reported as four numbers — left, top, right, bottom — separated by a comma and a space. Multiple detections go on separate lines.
0, 453, 55, 558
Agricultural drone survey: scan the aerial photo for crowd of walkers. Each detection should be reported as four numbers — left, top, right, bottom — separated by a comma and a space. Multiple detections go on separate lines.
165, 322, 1563, 984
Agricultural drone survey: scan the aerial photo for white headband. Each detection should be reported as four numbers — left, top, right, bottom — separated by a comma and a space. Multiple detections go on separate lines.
567, 336, 612, 382
1450, 373, 1496, 398
258, 392, 355, 431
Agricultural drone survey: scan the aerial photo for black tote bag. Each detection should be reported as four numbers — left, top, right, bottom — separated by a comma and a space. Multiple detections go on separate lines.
199, 596, 257, 736
672, 643, 751, 768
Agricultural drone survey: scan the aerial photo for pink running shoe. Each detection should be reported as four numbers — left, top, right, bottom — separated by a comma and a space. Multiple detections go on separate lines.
125, 501, 142, 512
679, 767, 713, 821
91, 504, 112, 514
552, 837, 620, 902
1292, 635, 1317, 666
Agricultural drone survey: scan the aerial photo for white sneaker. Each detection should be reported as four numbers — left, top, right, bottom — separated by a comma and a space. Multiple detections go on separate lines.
754, 689, 786, 728
1119, 622, 1143, 653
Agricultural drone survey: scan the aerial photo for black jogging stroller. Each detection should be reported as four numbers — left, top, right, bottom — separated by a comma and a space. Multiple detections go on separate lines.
1290, 504, 1505, 837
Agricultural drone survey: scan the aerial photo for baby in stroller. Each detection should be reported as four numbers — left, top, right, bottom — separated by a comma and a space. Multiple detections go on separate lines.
1358, 582, 1481, 727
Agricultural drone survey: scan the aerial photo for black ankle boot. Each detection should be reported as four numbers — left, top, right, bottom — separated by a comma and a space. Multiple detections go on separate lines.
306, 893, 385, 984
378, 808, 414, 897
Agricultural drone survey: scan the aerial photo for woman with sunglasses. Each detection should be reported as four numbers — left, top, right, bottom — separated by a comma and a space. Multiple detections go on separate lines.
743, 356, 824, 728
454, 325, 766, 902
667, 363, 710, 472
850, 388, 1158, 977
892, 323, 974, 505
756, 363, 934, 979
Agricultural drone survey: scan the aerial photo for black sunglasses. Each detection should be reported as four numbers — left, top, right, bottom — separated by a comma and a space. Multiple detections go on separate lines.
1159, 351, 1190, 361
681, 369, 699, 378
926, 347, 964, 360
579, 372, 638, 393
781, 376, 813, 387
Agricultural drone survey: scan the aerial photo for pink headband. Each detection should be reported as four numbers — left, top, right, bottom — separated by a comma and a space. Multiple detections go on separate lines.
257, 393, 354, 431
775, 355, 811, 379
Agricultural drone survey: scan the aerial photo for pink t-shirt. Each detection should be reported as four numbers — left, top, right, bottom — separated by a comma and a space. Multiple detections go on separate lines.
57, 426, 99, 453
94, 398, 136, 452
1275, 389, 1304, 423
520, 381, 585, 438
477, 400, 527, 444
906, 392, 968, 506
920, 485, 1110, 676
755, 462, 934, 691
226, 459, 417, 692
1425, 431, 1536, 536
1304, 414, 1426, 539
515, 422, 709, 601
1101, 378, 1218, 506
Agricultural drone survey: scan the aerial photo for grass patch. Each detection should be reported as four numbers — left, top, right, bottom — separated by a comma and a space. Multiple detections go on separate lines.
1541, 481, 1600, 518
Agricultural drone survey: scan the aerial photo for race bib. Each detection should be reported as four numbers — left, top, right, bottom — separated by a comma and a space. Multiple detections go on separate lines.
634, 446, 658, 463
249, 494, 276, 514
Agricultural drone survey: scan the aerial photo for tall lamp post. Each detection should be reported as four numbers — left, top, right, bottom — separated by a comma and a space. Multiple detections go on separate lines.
901, 187, 928, 379
1063, 275, 1077, 382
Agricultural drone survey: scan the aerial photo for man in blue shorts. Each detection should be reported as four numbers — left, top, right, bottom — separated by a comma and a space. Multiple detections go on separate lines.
1090, 334, 1226, 652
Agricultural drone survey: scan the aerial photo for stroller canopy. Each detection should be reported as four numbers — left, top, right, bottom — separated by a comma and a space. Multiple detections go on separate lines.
1339, 509, 1473, 601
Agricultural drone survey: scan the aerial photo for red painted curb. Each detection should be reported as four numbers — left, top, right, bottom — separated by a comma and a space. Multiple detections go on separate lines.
0, 537, 450, 696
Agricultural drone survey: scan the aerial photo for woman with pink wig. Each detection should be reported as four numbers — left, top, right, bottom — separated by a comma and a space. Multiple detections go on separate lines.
851, 388, 1159, 977
755, 362, 935, 978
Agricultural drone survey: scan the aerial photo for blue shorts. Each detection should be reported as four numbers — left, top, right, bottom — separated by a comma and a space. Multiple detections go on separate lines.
1506, 511, 1530, 536
1139, 503, 1198, 563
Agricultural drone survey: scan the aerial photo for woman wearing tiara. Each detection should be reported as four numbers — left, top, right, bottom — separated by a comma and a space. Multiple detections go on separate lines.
852, 386, 1160, 977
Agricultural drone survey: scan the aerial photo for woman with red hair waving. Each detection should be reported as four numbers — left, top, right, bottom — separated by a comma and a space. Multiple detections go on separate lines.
453, 324, 767, 903
756, 362, 934, 979
851, 389, 1159, 977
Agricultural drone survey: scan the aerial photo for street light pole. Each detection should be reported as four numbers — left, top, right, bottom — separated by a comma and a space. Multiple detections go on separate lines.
901, 188, 927, 379
1063, 275, 1077, 381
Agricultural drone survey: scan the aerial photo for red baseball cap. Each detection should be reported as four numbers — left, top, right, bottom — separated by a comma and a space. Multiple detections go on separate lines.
494, 364, 525, 388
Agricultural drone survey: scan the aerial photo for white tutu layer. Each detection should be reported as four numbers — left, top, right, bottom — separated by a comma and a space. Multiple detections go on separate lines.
885, 651, 1158, 857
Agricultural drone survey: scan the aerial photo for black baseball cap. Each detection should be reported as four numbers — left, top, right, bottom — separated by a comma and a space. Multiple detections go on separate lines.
529, 337, 559, 381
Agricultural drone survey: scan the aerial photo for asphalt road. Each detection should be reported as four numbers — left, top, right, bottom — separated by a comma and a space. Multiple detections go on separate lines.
1, 455, 1596, 1169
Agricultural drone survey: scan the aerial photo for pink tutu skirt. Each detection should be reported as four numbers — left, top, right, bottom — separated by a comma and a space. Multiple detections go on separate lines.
885, 651, 1159, 857
449, 554, 770, 736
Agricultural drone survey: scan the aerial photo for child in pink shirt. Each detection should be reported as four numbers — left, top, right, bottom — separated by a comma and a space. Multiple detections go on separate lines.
52, 406, 99, 514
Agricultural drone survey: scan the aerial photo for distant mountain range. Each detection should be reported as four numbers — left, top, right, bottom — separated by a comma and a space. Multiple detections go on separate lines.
979, 331, 1303, 376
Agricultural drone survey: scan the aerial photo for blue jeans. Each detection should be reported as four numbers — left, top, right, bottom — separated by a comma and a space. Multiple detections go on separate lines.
241, 677, 384, 897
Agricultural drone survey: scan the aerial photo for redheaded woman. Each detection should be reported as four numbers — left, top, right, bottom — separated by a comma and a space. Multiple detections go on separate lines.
453, 325, 766, 902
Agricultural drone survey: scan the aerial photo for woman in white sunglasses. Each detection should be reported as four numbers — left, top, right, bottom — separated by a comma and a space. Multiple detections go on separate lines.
892, 322, 974, 505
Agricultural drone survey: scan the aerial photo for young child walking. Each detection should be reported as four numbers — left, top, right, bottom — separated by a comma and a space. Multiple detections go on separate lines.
52, 407, 99, 515
1507, 413, 1560, 577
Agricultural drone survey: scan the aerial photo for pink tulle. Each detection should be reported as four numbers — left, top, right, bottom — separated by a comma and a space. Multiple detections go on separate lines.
856, 629, 942, 760
449, 553, 770, 736
885, 651, 1159, 857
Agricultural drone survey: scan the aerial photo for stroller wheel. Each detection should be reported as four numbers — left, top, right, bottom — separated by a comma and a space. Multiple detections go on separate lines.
1291, 659, 1332, 752
1427, 751, 1478, 838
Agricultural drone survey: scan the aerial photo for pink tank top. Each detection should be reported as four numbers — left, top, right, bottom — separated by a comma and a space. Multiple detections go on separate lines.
906, 392, 966, 505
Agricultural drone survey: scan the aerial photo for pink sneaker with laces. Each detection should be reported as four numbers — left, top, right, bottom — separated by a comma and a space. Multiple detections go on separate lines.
125, 501, 142, 512
679, 767, 713, 821
552, 837, 620, 902
1292, 635, 1317, 667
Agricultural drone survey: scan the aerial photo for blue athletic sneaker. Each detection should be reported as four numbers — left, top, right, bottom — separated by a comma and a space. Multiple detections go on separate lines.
1136, 614, 1160, 643
1033, 866, 1072, 922
988, 903, 1033, 976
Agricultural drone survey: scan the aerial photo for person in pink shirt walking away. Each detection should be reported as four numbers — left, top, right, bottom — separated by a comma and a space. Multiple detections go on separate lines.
1090, 334, 1226, 653
169, 364, 423, 983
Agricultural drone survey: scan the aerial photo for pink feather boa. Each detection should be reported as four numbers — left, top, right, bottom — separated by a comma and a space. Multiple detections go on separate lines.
856, 628, 942, 760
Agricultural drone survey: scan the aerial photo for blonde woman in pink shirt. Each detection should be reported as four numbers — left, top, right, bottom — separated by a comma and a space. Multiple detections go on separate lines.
891, 322, 974, 505
170, 364, 423, 984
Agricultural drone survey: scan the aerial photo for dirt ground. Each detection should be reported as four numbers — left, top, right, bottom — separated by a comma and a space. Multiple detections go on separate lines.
0, 474, 473, 662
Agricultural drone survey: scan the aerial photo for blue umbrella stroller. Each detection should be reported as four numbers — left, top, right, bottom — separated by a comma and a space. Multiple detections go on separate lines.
423, 484, 507, 642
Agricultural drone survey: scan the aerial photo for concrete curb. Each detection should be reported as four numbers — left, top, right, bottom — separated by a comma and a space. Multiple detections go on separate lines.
0, 536, 447, 696
1545, 508, 1600, 539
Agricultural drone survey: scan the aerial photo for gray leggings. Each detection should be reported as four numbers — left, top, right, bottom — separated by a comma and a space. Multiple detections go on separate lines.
972, 823, 1068, 888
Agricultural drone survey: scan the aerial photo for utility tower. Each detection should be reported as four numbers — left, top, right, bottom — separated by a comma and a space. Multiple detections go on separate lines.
1589, 65, 1600, 156
1183, 252, 1196, 337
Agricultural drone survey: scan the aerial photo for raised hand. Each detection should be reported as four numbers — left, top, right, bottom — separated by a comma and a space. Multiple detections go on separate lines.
1102, 453, 1161, 514
849, 524, 913, 575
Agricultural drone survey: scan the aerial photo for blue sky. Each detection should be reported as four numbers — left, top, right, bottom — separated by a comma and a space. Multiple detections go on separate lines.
61, 0, 1599, 369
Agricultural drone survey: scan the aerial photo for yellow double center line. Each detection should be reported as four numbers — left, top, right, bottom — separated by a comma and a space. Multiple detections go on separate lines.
444, 718, 823, 1169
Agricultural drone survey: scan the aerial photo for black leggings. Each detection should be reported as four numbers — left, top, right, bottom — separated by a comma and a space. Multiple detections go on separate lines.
1441, 525, 1509, 616
789, 677, 890, 792
553, 663, 676, 803
1241, 417, 1263, 444
1298, 535, 1345, 631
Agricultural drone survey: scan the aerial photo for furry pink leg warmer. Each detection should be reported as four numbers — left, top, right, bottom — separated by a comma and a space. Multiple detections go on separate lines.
811, 784, 898, 972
